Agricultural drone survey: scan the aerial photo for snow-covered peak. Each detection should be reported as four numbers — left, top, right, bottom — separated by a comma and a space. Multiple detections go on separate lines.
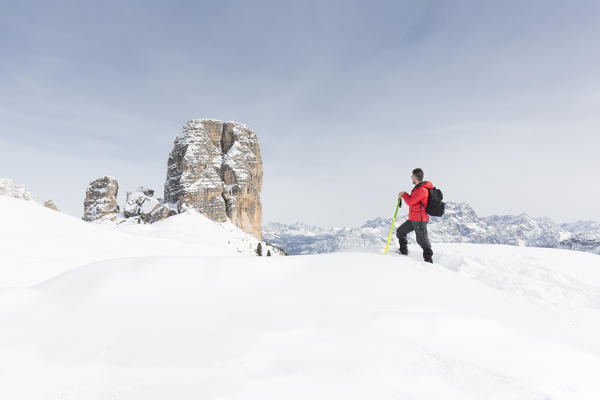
442, 202, 478, 218
264, 202, 600, 255
264, 221, 330, 236
560, 220, 600, 233
360, 217, 390, 229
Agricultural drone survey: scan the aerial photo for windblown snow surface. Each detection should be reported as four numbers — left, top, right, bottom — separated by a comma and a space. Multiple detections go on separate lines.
1, 197, 600, 399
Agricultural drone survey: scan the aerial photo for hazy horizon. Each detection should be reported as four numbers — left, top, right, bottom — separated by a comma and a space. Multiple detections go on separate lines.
2, 0, 599, 226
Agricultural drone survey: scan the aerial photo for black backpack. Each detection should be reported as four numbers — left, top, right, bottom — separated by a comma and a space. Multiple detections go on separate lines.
421, 185, 445, 217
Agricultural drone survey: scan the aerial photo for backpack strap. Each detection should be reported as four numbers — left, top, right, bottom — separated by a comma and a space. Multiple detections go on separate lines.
416, 182, 430, 221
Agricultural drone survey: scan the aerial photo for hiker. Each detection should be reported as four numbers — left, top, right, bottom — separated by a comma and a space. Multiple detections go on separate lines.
396, 168, 434, 263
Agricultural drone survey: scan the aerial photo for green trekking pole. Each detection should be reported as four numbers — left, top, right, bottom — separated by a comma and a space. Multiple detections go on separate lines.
384, 198, 402, 254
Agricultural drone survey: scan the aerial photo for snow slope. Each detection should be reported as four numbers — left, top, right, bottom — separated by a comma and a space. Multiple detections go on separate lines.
0, 197, 280, 286
2, 196, 600, 399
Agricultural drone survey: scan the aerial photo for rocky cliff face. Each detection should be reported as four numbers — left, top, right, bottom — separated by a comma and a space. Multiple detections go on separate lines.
82, 176, 121, 223
164, 119, 263, 239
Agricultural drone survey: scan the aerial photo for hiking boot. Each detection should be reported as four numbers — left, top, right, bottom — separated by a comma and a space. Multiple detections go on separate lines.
423, 248, 433, 263
398, 238, 408, 255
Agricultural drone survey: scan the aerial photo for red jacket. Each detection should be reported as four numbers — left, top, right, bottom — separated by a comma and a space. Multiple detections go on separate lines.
402, 181, 433, 222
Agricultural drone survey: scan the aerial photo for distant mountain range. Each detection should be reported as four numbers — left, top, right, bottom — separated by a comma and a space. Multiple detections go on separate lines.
263, 203, 600, 255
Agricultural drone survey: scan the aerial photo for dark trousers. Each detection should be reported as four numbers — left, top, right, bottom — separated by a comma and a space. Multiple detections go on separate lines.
396, 220, 433, 262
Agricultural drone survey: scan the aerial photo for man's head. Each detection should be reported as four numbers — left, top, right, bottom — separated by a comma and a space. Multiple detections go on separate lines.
411, 168, 424, 185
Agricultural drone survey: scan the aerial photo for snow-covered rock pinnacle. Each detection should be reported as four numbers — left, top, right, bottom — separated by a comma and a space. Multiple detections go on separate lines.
164, 119, 263, 239
82, 176, 121, 223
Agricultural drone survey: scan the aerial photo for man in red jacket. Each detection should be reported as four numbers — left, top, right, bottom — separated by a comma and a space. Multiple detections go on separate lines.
396, 168, 434, 263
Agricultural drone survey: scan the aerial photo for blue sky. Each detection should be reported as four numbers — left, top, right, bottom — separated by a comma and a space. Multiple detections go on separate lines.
1, 0, 599, 226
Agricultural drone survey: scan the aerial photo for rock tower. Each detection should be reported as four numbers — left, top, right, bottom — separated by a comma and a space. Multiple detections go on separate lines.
164, 119, 263, 239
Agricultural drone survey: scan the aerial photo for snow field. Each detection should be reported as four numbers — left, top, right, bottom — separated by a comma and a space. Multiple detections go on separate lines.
1, 195, 600, 398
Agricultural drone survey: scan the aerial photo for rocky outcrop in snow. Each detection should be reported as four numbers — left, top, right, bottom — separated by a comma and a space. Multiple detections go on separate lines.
43, 200, 58, 211
124, 187, 153, 218
0, 178, 35, 201
264, 202, 600, 256
81, 180, 177, 225
124, 187, 177, 224
164, 119, 263, 239
82, 176, 121, 223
